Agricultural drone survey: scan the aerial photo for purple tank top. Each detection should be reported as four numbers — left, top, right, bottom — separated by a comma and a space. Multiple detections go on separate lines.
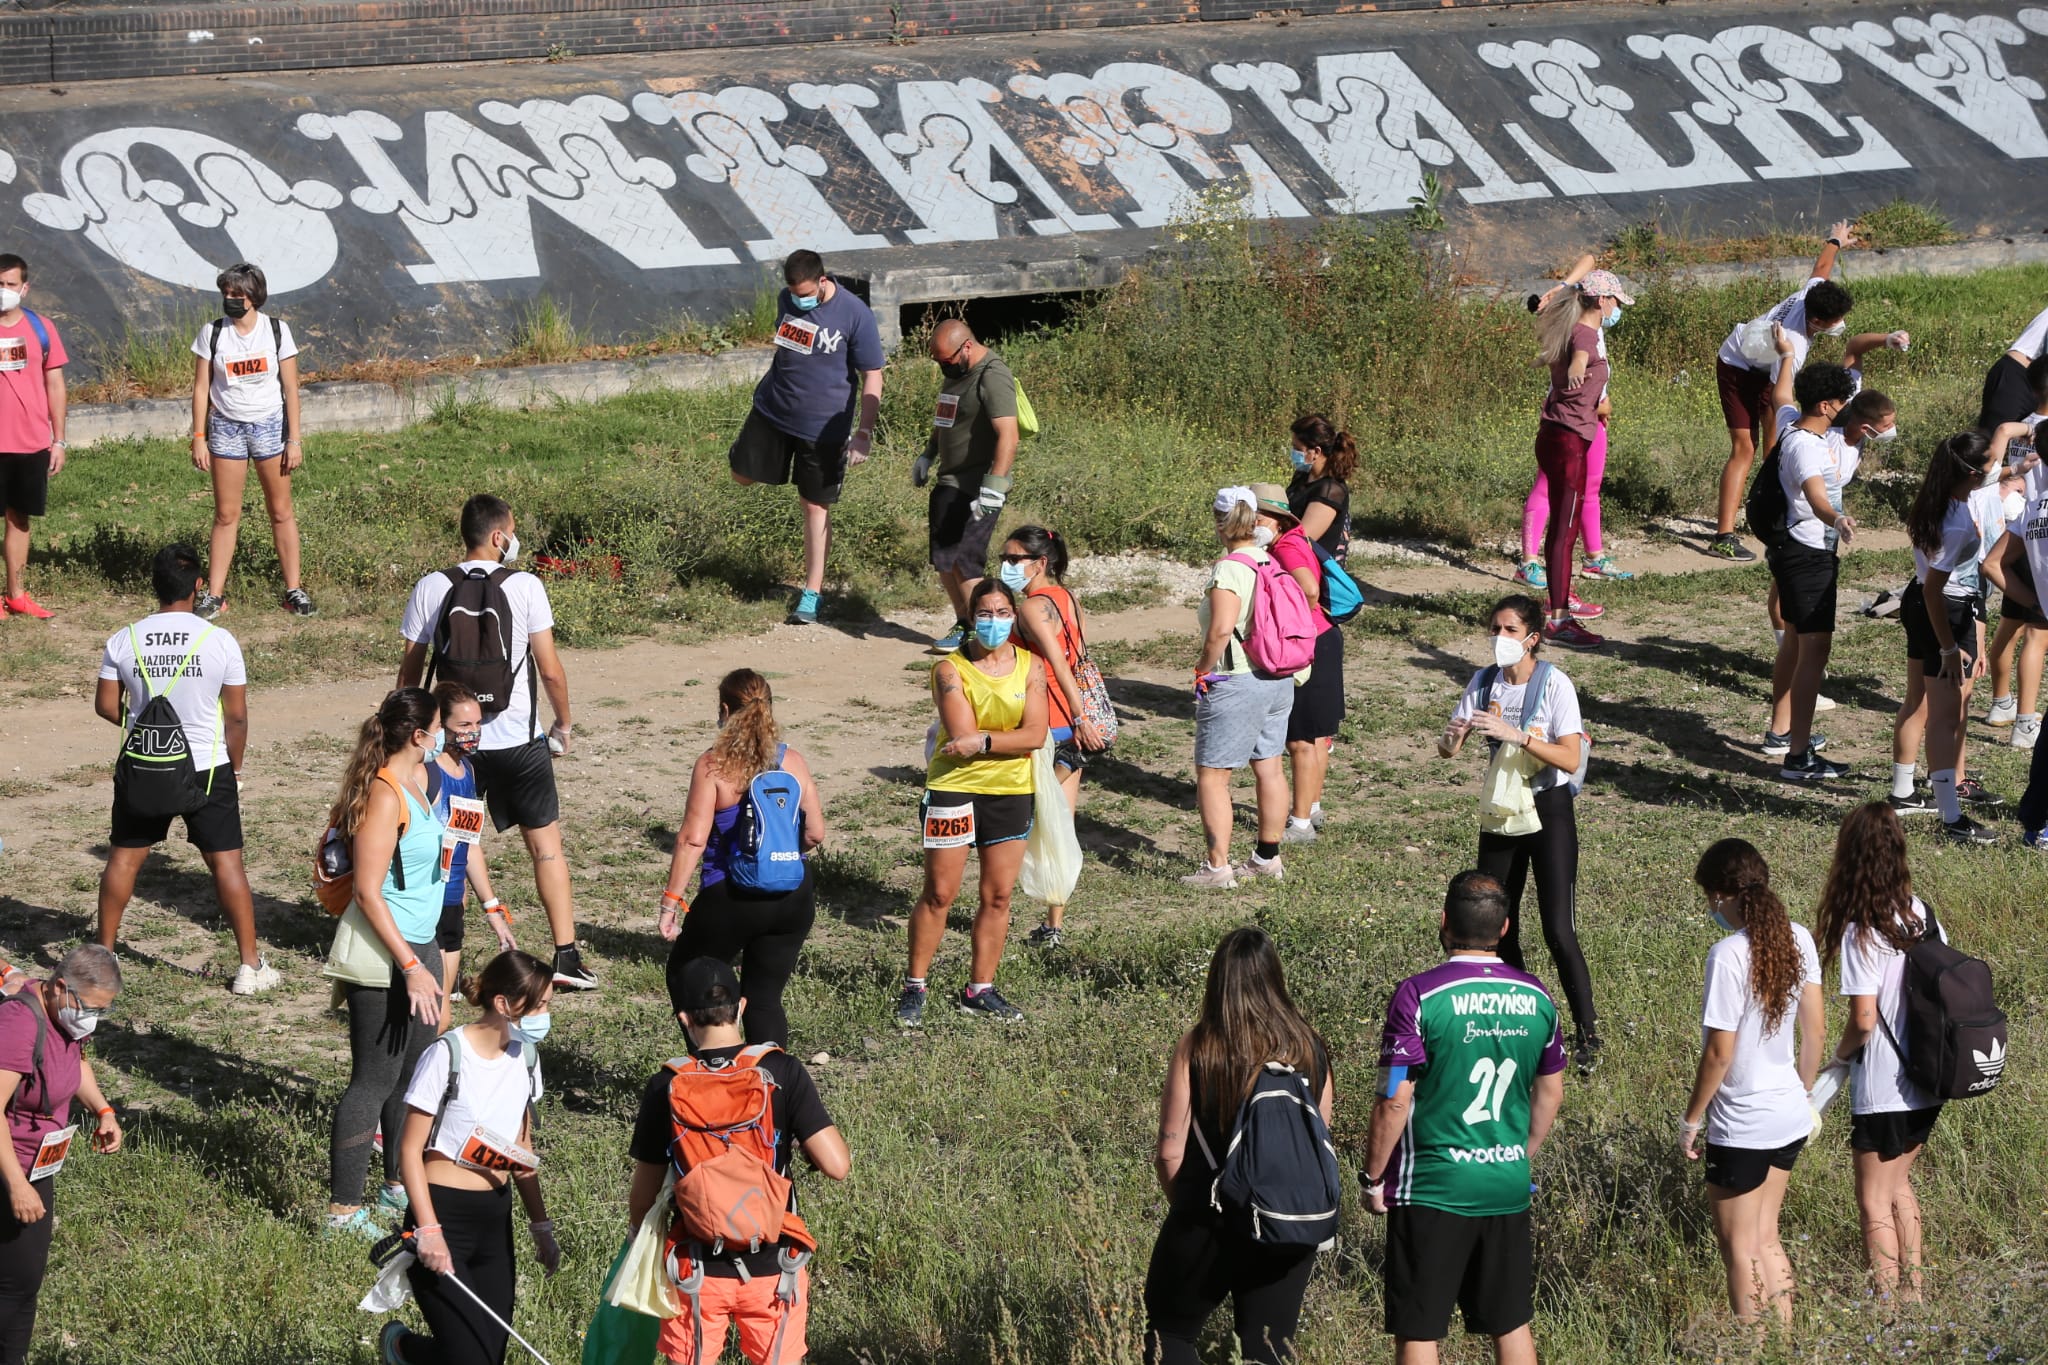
700, 803, 740, 888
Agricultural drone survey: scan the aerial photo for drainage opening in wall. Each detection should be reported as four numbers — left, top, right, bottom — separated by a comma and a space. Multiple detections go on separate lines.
898, 290, 1097, 346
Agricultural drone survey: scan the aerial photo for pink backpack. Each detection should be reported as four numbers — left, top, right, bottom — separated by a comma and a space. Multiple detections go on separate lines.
1226, 552, 1318, 678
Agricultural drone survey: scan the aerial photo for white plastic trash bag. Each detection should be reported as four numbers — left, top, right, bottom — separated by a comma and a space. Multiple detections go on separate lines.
1019, 736, 1082, 905
360, 1250, 415, 1312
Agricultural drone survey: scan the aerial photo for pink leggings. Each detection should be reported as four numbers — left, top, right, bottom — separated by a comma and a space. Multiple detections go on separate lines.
1523, 420, 1606, 562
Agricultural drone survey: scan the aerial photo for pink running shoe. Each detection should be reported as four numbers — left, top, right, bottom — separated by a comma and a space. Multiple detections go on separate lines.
1544, 618, 1604, 651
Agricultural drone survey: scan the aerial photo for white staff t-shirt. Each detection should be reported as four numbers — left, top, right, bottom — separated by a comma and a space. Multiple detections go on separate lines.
2016, 455, 2048, 587
98, 613, 247, 771
401, 561, 556, 751
1451, 664, 1585, 793
192, 313, 297, 423
1701, 922, 1822, 1149
2011, 305, 2048, 361
1841, 898, 1946, 1115
1772, 417, 1850, 552
1718, 276, 1826, 379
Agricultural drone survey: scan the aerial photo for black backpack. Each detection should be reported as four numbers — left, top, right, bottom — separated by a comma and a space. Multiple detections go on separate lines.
1878, 905, 2008, 1101
1192, 1062, 1342, 1249
112, 624, 216, 819
1744, 434, 1791, 551
207, 315, 284, 369
426, 567, 525, 721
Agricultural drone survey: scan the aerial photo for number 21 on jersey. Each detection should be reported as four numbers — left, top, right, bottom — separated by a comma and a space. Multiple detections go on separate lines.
1461, 1057, 1519, 1125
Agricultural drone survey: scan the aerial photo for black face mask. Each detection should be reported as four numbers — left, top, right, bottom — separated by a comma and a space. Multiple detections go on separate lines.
940, 359, 970, 381
223, 297, 250, 318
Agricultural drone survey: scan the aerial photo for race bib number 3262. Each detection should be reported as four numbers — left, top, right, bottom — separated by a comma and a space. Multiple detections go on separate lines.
922, 801, 975, 849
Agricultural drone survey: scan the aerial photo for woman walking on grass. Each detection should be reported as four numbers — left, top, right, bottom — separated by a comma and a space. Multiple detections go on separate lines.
1145, 926, 1333, 1365
1003, 525, 1107, 949
1437, 594, 1601, 1072
658, 668, 827, 1048
1681, 839, 1824, 1326
1815, 802, 1946, 1304
1518, 256, 1633, 590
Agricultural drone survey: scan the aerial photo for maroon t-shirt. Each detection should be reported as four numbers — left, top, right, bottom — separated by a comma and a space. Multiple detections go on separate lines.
1540, 322, 1607, 442
0, 990, 82, 1173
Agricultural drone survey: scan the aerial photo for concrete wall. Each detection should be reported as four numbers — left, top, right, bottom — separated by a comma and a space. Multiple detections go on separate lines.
6, 1, 2048, 374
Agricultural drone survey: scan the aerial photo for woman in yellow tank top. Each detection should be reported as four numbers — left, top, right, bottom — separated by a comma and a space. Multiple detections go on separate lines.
896, 580, 1048, 1029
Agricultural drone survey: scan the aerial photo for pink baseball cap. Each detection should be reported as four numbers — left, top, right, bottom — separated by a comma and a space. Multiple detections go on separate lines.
1578, 269, 1635, 305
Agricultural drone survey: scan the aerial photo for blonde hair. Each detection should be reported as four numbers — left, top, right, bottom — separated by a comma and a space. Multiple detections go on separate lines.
710, 669, 779, 782
1536, 286, 1602, 368
1215, 500, 1259, 543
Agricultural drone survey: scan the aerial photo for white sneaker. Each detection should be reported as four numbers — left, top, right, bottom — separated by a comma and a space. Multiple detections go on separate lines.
1988, 696, 2020, 727
2016, 715, 2042, 750
1236, 854, 1286, 882
1181, 863, 1239, 889
1813, 694, 1837, 713
230, 955, 281, 995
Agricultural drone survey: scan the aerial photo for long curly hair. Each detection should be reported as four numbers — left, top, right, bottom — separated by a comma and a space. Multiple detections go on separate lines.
708, 668, 779, 783
1815, 802, 1921, 969
1694, 838, 1802, 1035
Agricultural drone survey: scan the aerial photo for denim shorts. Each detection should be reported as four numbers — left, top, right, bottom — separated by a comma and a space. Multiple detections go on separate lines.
206, 410, 285, 461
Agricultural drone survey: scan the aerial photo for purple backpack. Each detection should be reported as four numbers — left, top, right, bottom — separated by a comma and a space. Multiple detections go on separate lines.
1226, 552, 1319, 678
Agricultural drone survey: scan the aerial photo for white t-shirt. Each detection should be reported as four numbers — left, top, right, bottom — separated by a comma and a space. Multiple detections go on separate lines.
2011, 305, 2048, 360
191, 313, 297, 423
1913, 498, 1990, 600
1841, 897, 1946, 1115
1773, 418, 1850, 552
1718, 276, 1826, 378
404, 1030, 544, 1165
2017, 459, 2048, 586
1702, 922, 1822, 1149
1972, 485, 2010, 570
98, 612, 247, 772
1451, 663, 1585, 793
400, 561, 556, 750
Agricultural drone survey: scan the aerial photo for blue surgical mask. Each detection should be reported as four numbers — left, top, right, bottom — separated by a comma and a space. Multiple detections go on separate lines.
422, 728, 445, 760
999, 561, 1032, 592
1601, 307, 1621, 329
974, 617, 1014, 649
1289, 448, 1310, 472
512, 1011, 552, 1046
792, 292, 821, 313
1711, 909, 1738, 933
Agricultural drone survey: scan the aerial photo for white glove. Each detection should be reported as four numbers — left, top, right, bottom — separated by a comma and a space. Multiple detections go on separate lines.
971, 487, 1006, 521
912, 452, 933, 488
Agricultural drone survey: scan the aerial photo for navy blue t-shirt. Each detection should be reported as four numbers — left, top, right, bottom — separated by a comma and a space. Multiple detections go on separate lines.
751, 279, 885, 444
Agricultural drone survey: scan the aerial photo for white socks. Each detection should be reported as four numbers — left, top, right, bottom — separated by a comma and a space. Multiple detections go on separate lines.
1931, 769, 1962, 824
1287, 816, 1313, 830
1892, 764, 1917, 800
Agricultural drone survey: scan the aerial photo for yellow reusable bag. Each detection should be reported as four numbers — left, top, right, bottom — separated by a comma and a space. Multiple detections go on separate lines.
607, 1171, 681, 1319
1478, 741, 1545, 837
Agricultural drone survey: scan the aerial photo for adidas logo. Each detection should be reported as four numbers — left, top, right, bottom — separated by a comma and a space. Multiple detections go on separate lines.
1973, 1037, 2007, 1082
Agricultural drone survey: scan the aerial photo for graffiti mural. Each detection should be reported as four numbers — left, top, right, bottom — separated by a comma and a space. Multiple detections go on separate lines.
2, 0, 2047, 364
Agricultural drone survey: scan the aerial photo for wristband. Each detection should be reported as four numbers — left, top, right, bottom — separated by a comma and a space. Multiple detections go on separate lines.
97, 1107, 114, 1118
1827, 236, 1843, 247
660, 890, 685, 911
482, 898, 504, 913
1940, 645, 1960, 657
414, 1224, 442, 1236
400, 956, 422, 974
980, 732, 992, 754
49, 440, 64, 449
529, 1218, 555, 1233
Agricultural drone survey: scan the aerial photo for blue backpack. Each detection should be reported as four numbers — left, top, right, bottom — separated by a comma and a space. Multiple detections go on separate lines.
729, 745, 807, 893
1193, 1062, 1342, 1249
1313, 541, 1364, 624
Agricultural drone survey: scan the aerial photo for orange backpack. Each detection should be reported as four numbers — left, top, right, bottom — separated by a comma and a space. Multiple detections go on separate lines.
661, 1044, 815, 1260
311, 768, 410, 916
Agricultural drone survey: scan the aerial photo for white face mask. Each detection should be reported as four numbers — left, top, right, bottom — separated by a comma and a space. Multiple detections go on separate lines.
1820, 321, 1847, 338
1492, 633, 1528, 669
1869, 426, 1899, 443
0, 288, 21, 314
1251, 525, 1277, 548
499, 532, 521, 566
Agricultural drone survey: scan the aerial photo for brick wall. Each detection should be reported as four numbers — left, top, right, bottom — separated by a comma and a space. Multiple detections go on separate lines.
0, 0, 1570, 87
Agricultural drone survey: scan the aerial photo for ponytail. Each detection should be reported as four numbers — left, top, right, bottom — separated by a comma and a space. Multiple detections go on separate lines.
1694, 837, 1801, 1034
1536, 287, 1599, 368
1008, 524, 1069, 582
1290, 414, 1357, 484
710, 668, 779, 782
1907, 431, 1993, 554
327, 688, 437, 836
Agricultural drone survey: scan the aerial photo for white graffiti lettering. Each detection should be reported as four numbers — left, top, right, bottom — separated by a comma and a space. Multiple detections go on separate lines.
1475, 37, 1750, 195
1813, 13, 2048, 158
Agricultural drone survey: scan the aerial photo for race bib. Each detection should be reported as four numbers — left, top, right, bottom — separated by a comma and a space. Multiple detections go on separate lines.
773, 316, 818, 356
225, 354, 272, 387
922, 800, 975, 850
30, 1124, 77, 1181
457, 1124, 538, 1177
444, 796, 486, 846
933, 393, 960, 430
0, 336, 25, 373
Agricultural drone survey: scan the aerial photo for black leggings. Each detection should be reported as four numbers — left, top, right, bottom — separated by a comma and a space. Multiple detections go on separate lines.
331, 939, 443, 1205
1142, 1205, 1316, 1365
667, 874, 816, 1048
1476, 785, 1597, 1036
402, 1183, 516, 1365
0, 1178, 53, 1365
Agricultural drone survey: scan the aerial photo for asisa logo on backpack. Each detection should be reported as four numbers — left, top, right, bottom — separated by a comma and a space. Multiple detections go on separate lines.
1193, 1062, 1342, 1249
428, 566, 523, 719
113, 624, 215, 820
730, 745, 807, 894
1880, 906, 2009, 1100
1225, 552, 1319, 678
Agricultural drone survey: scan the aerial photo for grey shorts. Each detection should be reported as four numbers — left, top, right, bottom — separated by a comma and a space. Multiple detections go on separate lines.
1193, 672, 1295, 769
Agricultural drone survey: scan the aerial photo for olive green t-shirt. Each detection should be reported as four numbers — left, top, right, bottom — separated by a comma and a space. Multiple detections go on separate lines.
925, 352, 1018, 489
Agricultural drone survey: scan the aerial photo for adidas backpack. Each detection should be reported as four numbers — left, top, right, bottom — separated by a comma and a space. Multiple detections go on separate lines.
1225, 552, 1319, 679
428, 566, 525, 721
1879, 905, 2008, 1100
1193, 1062, 1342, 1249
113, 624, 216, 820
729, 745, 807, 894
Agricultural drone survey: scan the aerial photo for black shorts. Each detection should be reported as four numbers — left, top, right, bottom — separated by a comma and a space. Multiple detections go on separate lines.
921, 789, 1033, 849
1766, 539, 1839, 636
1902, 582, 1985, 667
1716, 358, 1772, 437
0, 449, 50, 518
727, 405, 849, 507
2002, 559, 2047, 627
436, 896, 467, 954
1703, 1137, 1805, 1194
1286, 626, 1344, 742
1383, 1205, 1533, 1341
110, 763, 242, 853
1980, 353, 2037, 430
470, 737, 560, 832
1851, 1106, 1942, 1160
928, 482, 999, 577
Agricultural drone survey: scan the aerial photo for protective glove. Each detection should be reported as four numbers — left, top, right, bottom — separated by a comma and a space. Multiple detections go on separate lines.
529, 1219, 561, 1276
971, 474, 1013, 521
912, 452, 933, 488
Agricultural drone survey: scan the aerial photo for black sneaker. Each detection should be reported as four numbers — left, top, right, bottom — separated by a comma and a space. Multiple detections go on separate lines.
1708, 532, 1757, 562
893, 983, 927, 1030
281, 587, 318, 617
1781, 749, 1850, 782
1026, 924, 1063, 950
1956, 777, 2006, 809
194, 589, 227, 620
958, 985, 1025, 1024
1944, 816, 2000, 846
1888, 789, 1939, 816
550, 945, 599, 991
1573, 1031, 1604, 1076
1762, 731, 1827, 758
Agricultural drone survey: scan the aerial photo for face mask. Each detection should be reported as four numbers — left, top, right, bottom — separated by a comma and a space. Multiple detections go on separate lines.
422, 728, 446, 760
56, 1006, 99, 1041
498, 532, 520, 566
999, 561, 1032, 592
223, 297, 250, 318
941, 359, 970, 381
1251, 525, 1277, 547
451, 730, 480, 757
1869, 426, 1900, 443
1289, 448, 1310, 472
512, 1011, 552, 1046
1821, 321, 1847, 338
1711, 909, 1739, 934
1492, 634, 1527, 669
974, 617, 1014, 649
792, 292, 821, 313
0, 289, 22, 314
1601, 306, 1621, 329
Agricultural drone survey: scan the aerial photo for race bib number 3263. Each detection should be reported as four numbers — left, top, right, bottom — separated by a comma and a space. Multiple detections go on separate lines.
922, 801, 975, 849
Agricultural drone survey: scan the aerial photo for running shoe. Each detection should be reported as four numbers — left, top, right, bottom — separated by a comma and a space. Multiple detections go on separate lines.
1944, 816, 2000, 846
1543, 619, 1603, 651
893, 983, 927, 1030
229, 955, 281, 995
1813, 694, 1838, 712
324, 1207, 383, 1240
1957, 777, 2005, 809
1308, 805, 1326, 830
1863, 589, 1905, 619
281, 587, 318, 617
1581, 555, 1634, 581
1573, 1031, 1604, 1077
1888, 789, 1938, 816
958, 985, 1025, 1024
1707, 533, 1757, 562
787, 589, 821, 626
1762, 731, 1827, 758
1780, 749, 1850, 782
2017, 715, 2043, 751
550, 945, 600, 991
378, 1321, 414, 1365
1181, 863, 1238, 889
1026, 924, 1063, 950
1566, 596, 1604, 621
2, 593, 51, 619
375, 1182, 410, 1216
1987, 696, 2020, 727
192, 590, 226, 621
931, 622, 966, 652
1235, 853, 1285, 882
2022, 827, 2048, 851
1280, 820, 1317, 845
1513, 559, 1547, 589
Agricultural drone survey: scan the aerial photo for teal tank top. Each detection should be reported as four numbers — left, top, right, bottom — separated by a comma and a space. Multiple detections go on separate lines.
383, 783, 447, 945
